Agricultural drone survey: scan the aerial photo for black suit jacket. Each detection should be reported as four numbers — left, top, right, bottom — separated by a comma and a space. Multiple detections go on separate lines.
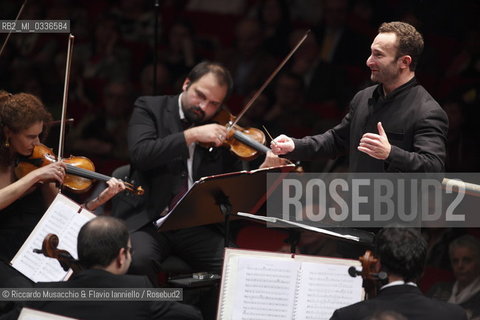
2, 269, 201, 320
330, 284, 467, 320
113, 95, 241, 231
289, 78, 448, 172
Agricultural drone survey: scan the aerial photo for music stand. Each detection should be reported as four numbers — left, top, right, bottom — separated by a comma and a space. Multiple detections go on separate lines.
236, 212, 375, 252
155, 164, 295, 247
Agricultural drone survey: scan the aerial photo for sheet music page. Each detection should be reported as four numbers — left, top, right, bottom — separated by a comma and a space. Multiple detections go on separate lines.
11, 194, 95, 283
294, 261, 363, 320
231, 256, 300, 320
19, 307, 78, 320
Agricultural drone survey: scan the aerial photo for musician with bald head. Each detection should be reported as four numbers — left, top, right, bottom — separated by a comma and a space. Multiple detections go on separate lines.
2, 216, 202, 320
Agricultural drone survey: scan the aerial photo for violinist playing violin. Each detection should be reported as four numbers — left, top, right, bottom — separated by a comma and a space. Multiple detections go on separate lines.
115, 61, 285, 290
0, 91, 125, 288
330, 226, 467, 320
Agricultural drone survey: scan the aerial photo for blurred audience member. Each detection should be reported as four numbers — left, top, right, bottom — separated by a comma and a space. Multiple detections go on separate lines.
68, 80, 134, 161
82, 16, 131, 83
140, 62, 173, 96
110, 0, 156, 44
313, 0, 369, 66
254, 0, 292, 58
264, 71, 315, 138
442, 99, 480, 172
218, 18, 276, 97
429, 235, 480, 319
288, 28, 350, 116
158, 20, 200, 85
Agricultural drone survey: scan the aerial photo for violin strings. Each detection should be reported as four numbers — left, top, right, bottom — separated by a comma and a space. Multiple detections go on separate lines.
65, 164, 109, 181
65, 164, 136, 190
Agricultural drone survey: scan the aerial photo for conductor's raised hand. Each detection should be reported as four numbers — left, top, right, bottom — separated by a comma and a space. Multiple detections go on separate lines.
184, 123, 227, 147
358, 122, 391, 160
270, 134, 295, 155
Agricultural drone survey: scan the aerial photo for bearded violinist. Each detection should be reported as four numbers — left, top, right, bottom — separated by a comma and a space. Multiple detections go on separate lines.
114, 61, 284, 290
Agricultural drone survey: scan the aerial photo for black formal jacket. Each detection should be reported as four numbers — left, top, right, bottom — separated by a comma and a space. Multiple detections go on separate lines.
330, 284, 467, 320
288, 78, 448, 172
113, 95, 241, 231
1, 269, 201, 320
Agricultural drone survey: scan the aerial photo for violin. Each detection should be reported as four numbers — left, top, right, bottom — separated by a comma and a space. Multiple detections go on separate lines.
209, 107, 270, 161
203, 30, 311, 161
15, 143, 144, 195
33, 233, 83, 274
348, 250, 388, 299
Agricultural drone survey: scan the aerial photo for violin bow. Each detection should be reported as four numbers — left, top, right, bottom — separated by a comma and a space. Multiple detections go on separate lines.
56, 34, 74, 192
57, 34, 74, 161
229, 29, 310, 130
0, 0, 28, 57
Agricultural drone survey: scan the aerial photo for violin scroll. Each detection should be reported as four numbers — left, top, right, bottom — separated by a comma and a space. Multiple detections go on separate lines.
349, 250, 388, 299
33, 233, 83, 274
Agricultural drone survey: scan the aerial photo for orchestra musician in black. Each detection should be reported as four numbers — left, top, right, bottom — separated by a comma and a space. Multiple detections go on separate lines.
331, 226, 467, 320
1, 216, 202, 320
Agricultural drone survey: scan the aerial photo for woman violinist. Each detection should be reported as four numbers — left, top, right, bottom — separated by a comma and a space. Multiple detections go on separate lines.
0, 91, 124, 287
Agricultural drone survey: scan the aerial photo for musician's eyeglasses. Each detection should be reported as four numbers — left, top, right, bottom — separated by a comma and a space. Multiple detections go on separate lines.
125, 246, 134, 256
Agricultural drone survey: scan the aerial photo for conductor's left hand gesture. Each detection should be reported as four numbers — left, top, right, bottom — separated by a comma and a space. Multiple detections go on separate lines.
358, 122, 392, 160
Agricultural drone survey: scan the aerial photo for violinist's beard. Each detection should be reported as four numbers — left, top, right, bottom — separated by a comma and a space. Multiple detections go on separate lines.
184, 105, 206, 123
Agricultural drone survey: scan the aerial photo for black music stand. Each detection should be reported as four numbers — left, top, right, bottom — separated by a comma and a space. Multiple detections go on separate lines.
236, 212, 375, 253
156, 164, 295, 247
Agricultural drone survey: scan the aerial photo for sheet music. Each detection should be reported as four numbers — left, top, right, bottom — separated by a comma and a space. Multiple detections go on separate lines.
233, 256, 299, 320
19, 307, 78, 320
217, 248, 363, 320
11, 194, 95, 282
294, 262, 363, 320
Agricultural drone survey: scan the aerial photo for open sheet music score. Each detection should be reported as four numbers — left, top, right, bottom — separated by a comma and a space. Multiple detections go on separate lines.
18, 307, 78, 320
217, 248, 363, 320
11, 194, 95, 283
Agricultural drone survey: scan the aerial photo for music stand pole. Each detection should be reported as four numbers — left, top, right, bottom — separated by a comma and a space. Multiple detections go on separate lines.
286, 229, 301, 254
215, 191, 232, 248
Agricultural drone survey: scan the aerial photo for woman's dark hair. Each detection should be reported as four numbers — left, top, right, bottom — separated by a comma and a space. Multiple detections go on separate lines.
0, 91, 52, 166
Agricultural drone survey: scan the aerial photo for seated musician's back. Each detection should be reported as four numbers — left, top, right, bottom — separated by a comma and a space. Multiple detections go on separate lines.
2, 216, 202, 320
330, 227, 467, 320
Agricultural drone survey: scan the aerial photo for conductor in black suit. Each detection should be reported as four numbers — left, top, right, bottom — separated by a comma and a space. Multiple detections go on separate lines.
1, 216, 202, 320
271, 22, 448, 173
330, 227, 467, 320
